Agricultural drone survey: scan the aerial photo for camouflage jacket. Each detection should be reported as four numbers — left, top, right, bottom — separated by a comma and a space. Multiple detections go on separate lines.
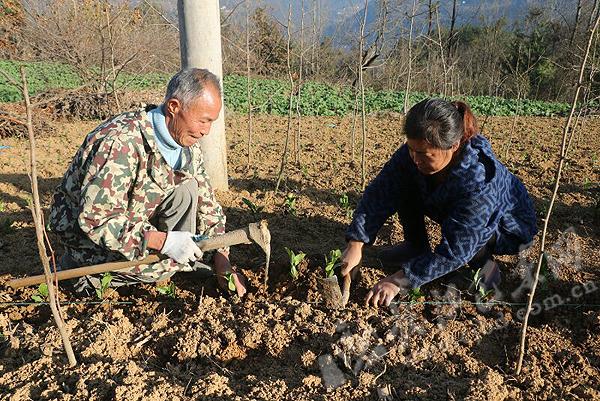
49, 108, 226, 270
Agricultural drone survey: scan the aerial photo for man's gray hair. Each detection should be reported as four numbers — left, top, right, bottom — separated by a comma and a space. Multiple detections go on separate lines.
164, 68, 222, 108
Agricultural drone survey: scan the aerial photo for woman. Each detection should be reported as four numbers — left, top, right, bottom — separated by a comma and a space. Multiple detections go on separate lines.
341, 98, 537, 307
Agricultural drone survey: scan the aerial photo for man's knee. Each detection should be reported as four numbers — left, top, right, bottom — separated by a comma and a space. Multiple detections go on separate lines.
172, 179, 199, 208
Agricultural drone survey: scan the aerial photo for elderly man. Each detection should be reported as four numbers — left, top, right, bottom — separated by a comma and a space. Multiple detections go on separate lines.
49, 68, 246, 296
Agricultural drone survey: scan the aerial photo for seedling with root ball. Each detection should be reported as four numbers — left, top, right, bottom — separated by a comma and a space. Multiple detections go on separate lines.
324, 249, 342, 278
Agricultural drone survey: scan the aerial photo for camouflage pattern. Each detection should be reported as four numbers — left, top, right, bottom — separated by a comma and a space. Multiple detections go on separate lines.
49, 108, 226, 281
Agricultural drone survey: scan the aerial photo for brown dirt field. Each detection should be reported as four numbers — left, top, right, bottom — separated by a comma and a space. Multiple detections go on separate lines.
0, 108, 599, 400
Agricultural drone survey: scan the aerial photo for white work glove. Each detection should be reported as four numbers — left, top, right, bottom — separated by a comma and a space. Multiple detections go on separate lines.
160, 231, 203, 264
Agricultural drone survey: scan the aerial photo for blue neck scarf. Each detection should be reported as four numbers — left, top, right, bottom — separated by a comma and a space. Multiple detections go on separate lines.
148, 104, 182, 169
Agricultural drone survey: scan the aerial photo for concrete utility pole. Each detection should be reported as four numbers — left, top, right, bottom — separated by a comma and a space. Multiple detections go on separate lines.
178, 0, 228, 190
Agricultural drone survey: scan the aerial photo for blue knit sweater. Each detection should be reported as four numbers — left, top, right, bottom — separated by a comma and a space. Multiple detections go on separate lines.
346, 134, 537, 288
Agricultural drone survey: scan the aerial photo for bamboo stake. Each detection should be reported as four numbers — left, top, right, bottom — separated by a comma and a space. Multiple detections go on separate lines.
20, 66, 77, 366
515, 14, 600, 375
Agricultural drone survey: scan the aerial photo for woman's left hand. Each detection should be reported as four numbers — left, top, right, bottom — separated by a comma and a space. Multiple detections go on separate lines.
366, 271, 409, 307
214, 251, 247, 297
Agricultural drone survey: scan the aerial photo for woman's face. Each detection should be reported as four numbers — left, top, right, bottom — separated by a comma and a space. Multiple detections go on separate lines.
406, 138, 459, 175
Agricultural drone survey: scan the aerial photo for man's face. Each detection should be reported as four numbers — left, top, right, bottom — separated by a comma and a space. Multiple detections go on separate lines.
165, 85, 222, 147
406, 138, 458, 175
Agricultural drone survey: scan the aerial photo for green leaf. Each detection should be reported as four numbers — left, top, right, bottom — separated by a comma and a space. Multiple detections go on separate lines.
31, 295, 43, 303
100, 273, 113, 289
38, 283, 48, 297
228, 278, 236, 292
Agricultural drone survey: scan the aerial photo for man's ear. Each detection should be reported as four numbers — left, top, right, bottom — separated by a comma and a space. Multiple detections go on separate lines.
451, 141, 460, 153
165, 98, 181, 116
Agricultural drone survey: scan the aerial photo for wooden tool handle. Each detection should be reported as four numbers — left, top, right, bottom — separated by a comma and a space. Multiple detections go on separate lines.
7, 254, 164, 289
341, 273, 351, 307
7, 226, 258, 289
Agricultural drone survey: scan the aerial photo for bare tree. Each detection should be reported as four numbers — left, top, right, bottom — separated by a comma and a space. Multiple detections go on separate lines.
275, 2, 294, 192
245, 0, 253, 169
404, 0, 418, 113
295, 0, 306, 166
358, 0, 369, 190
516, 12, 600, 376
4, 66, 78, 366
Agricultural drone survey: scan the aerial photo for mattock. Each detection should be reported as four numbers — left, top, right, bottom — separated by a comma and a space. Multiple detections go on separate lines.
7, 220, 271, 289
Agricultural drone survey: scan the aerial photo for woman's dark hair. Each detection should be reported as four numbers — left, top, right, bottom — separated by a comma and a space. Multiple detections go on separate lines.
404, 98, 478, 149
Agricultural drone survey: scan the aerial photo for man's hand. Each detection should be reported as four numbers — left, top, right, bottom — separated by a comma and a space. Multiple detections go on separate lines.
366, 270, 410, 307
340, 240, 364, 279
214, 251, 247, 297
160, 231, 203, 264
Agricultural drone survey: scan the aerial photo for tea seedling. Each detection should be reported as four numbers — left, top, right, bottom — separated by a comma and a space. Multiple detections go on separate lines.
324, 249, 342, 278
283, 193, 297, 216
96, 273, 113, 300
156, 282, 177, 298
224, 272, 236, 292
242, 197, 264, 217
31, 283, 49, 303
408, 287, 424, 303
301, 165, 310, 179
285, 247, 306, 279
473, 268, 494, 300
339, 193, 353, 218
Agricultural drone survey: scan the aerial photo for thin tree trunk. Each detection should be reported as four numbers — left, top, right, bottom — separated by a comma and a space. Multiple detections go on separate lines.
427, 0, 433, 37
448, 0, 457, 58
359, 0, 368, 190
570, 0, 582, 45
516, 14, 600, 376
350, 89, 359, 162
105, 6, 121, 113
275, 2, 294, 192
295, 0, 305, 166
21, 66, 77, 367
435, 6, 449, 97
311, 0, 317, 77
245, 0, 253, 169
504, 89, 522, 159
404, 0, 417, 114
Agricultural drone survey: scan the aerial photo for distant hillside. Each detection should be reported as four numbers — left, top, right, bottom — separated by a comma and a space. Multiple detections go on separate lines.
153, 0, 580, 45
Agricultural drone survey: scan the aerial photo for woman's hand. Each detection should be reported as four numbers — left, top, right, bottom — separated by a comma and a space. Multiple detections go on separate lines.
214, 251, 247, 297
340, 240, 364, 279
366, 270, 410, 307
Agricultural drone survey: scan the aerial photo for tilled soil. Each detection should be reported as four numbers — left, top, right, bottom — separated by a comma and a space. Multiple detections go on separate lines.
0, 108, 599, 400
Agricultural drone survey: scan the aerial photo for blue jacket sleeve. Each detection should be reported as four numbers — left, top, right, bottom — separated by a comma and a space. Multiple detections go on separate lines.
402, 184, 498, 288
346, 147, 409, 245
